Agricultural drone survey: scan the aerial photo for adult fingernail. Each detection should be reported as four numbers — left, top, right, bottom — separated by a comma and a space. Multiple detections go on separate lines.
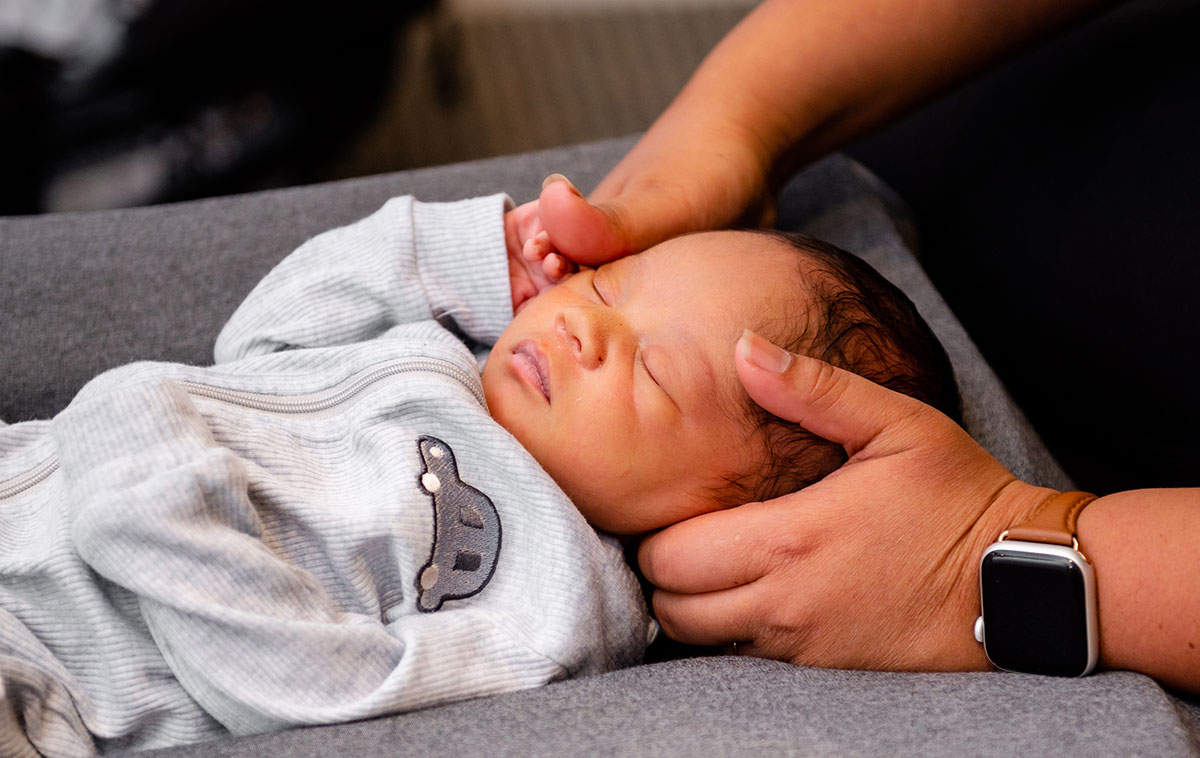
542, 173, 582, 196
739, 329, 792, 373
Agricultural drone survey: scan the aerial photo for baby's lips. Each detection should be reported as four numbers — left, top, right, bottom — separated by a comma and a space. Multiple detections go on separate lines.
512, 340, 551, 402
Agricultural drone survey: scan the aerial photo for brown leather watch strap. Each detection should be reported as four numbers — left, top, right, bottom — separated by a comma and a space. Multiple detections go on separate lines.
1004, 490, 1099, 547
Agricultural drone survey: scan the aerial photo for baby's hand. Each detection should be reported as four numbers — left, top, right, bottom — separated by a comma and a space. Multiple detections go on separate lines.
504, 199, 567, 314
521, 229, 577, 283
521, 174, 596, 283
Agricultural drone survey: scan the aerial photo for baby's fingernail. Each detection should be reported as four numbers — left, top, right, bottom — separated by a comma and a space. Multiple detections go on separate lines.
542, 173, 582, 196
738, 329, 792, 373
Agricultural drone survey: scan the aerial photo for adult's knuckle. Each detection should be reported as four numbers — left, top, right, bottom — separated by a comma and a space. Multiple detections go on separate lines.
651, 595, 698, 644
757, 616, 813, 664
801, 360, 851, 415
638, 533, 678, 585
763, 536, 809, 575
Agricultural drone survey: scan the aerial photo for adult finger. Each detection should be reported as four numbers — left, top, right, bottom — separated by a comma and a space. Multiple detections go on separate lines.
538, 175, 633, 265
735, 329, 933, 455
650, 585, 761, 648
638, 500, 794, 594
539, 174, 697, 265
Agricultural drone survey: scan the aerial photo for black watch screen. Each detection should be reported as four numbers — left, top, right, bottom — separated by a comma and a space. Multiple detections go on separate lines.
979, 547, 1091, 677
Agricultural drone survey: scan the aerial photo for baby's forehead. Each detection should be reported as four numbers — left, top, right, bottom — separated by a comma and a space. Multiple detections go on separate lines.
611, 233, 803, 421
597, 232, 816, 351
604, 230, 808, 282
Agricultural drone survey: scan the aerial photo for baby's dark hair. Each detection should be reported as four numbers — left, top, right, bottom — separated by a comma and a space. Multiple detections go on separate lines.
717, 230, 961, 506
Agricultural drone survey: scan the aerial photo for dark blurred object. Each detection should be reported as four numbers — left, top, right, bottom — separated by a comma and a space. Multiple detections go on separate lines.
0, 0, 434, 214
0, 47, 60, 214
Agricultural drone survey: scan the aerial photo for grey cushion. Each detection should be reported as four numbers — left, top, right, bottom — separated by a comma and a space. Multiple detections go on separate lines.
129, 659, 1198, 758
2, 137, 1196, 756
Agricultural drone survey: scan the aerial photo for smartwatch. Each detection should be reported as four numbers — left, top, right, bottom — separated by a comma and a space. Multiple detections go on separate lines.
974, 490, 1100, 677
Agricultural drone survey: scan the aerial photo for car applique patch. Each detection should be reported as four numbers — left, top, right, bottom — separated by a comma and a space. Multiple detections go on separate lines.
414, 435, 502, 612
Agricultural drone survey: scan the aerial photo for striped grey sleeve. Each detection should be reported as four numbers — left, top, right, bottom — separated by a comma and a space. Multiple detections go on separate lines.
215, 194, 512, 363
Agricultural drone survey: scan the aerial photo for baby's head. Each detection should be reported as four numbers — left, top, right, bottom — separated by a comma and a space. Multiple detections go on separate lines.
481, 230, 959, 534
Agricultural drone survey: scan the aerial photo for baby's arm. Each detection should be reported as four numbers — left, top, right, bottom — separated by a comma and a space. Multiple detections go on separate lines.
54, 380, 562, 734
215, 195, 512, 363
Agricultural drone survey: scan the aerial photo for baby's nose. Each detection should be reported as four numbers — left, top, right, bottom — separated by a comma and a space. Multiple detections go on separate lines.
557, 307, 611, 370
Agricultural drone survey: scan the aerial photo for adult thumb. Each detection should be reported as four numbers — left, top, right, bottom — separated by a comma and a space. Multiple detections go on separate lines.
735, 329, 927, 455
539, 174, 704, 265
539, 175, 636, 265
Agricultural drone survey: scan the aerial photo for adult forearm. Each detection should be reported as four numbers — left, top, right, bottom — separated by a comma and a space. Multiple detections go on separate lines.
563, 2, 1126, 275
1078, 488, 1200, 692
659, 0, 1121, 183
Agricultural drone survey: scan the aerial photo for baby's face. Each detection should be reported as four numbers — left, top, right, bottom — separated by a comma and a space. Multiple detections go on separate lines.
482, 231, 805, 534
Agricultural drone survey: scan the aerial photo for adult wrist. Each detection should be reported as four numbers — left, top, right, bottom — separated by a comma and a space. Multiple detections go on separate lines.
974, 487, 1103, 676
972, 480, 1058, 557
947, 480, 1053, 669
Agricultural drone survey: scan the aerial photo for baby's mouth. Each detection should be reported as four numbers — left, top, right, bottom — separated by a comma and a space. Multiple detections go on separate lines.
512, 341, 551, 402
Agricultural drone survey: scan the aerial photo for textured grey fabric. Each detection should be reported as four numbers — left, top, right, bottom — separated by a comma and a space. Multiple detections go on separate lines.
4, 137, 1197, 756
127, 658, 1199, 758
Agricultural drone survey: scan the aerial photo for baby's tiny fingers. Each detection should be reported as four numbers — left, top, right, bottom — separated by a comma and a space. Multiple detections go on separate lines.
523, 231, 552, 261
542, 252, 578, 281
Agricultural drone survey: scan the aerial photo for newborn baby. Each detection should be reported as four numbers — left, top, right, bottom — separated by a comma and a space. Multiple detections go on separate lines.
0, 193, 957, 756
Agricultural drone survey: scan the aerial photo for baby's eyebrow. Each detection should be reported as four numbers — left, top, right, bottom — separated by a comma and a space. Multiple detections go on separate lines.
601, 254, 647, 298
591, 268, 615, 302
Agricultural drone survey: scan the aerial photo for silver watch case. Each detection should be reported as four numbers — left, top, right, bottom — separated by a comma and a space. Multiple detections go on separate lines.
975, 540, 1099, 677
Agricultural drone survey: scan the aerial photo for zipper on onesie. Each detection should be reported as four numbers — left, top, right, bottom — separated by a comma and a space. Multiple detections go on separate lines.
179, 357, 487, 413
0, 356, 485, 501
0, 457, 60, 501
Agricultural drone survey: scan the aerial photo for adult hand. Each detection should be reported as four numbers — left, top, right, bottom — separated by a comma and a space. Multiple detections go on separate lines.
528, 0, 1118, 274
638, 329, 1055, 672
528, 114, 776, 270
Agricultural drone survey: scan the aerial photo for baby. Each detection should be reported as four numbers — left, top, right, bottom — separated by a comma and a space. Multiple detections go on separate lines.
0, 193, 956, 757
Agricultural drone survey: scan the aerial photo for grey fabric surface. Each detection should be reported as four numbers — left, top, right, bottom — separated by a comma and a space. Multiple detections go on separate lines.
4, 136, 1197, 756
127, 658, 1199, 758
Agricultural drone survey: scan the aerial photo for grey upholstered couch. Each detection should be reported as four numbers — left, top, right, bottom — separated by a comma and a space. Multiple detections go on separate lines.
3, 137, 1198, 756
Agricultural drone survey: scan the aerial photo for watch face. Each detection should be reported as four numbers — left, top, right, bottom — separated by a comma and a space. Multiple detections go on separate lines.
980, 547, 1091, 677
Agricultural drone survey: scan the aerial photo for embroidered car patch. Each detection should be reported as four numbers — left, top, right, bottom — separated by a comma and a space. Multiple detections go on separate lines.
415, 435, 502, 612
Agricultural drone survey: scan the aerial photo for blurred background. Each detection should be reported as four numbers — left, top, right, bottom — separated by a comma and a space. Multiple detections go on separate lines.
0, 0, 754, 215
